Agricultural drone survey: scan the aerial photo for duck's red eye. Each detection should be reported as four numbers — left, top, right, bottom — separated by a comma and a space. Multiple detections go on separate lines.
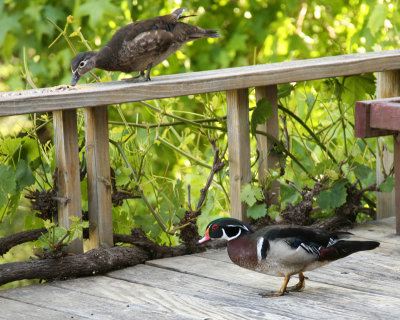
212, 225, 219, 230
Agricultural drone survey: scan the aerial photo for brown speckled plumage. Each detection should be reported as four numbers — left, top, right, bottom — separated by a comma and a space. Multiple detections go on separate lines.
70, 8, 219, 85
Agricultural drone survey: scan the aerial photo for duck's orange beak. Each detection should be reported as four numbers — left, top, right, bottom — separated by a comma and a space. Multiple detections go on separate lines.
196, 228, 210, 245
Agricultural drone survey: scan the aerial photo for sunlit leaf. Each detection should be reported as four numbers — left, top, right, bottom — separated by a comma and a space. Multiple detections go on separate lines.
247, 203, 266, 219
353, 162, 376, 186
317, 179, 348, 210
367, 4, 387, 36
240, 184, 263, 207
379, 177, 394, 193
250, 98, 273, 135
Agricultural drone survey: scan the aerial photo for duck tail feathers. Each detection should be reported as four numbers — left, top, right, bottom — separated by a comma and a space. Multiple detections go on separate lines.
319, 240, 380, 261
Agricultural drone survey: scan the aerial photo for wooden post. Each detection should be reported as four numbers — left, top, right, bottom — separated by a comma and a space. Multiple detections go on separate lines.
53, 110, 83, 254
376, 71, 400, 219
395, 134, 400, 234
84, 106, 113, 249
255, 85, 280, 206
226, 89, 251, 222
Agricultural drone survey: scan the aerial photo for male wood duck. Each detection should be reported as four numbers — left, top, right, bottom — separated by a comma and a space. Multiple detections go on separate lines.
70, 8, 219, 86
197, 218, 380, 297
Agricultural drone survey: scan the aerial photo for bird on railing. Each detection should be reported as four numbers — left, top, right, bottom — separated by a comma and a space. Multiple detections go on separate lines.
197, 218, 380, 297
70, 8, 219, 86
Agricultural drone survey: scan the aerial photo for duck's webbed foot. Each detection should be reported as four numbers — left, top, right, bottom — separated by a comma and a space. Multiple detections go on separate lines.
260, 276, 290, 298
287, 272, 308, 292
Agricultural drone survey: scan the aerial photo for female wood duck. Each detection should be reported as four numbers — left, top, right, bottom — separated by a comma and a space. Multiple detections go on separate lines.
70, 8, 219, 86
197, 218, 380, 297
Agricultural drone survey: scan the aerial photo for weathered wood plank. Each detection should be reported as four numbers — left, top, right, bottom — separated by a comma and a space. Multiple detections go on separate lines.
145, 256, 400, 319
0, 282, 175, 320
53, 110, 83, 253
255, 85, 280, 206
354, 101, 397, 138
370, 102, 400, 131
1, 50, 400, 116
395, 135, 400, 234
84, 106, 113, 248
51, 274, 287, 320
111, 263, 354, 319
0, 297, 81, 320
376, 70, 400, 219
226, 89, 251, 221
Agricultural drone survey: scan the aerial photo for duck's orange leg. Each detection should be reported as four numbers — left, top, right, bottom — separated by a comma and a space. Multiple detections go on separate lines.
260, 275, 291, 298
287, 272, 308, 292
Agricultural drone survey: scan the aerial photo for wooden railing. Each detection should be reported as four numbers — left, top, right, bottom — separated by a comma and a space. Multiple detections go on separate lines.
1, 50, 400, 252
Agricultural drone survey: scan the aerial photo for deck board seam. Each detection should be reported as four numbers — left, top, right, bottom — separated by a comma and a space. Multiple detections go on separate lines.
105, 266, 309, 319
141, 262, 395, 319
0, 293, 92, 319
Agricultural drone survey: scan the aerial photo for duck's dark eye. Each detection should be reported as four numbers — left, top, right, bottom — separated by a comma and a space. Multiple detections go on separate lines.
79, 61, 86, 68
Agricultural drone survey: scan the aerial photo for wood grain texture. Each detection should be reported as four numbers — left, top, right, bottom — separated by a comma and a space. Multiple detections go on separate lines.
226, 89, 251, 222
53, 110, 83, 254
148, 253, 400, 319
255, 85, 280, 206
354, 101, 396, 138
370, 102, 400, 131
394, 135, 400, 234
84, 106, 113, 248
51, 274, 281, 320
0, 282, 172, 320
376, 70, 400, 219
0, 297, 79, 320
2, 50, 400, 116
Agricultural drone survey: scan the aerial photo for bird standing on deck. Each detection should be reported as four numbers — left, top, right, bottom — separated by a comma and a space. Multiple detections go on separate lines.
197, 218, 380, 297
70, 8, 219, 86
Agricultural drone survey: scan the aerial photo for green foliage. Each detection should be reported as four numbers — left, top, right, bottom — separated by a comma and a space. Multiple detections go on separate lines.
35, 217, 89, 251
353, 162, 376, 186
247, 203, 267, 220
240, 183, 269, 220
379, 177, 395, 193
240, 184, 263, 207
250, 98, 273, 135
317, 179, 348, 210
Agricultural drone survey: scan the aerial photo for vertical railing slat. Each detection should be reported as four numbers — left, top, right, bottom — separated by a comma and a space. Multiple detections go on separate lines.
53, 109, 83, 253
255, 85, 280, 206
226, 89, 251, 222
84, 106, 113, 248
394, 135, 400, 235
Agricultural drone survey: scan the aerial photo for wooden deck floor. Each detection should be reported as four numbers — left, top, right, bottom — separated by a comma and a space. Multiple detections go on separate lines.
1, 217, 399, 319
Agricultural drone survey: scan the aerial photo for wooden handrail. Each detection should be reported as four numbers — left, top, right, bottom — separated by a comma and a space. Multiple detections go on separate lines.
1, 50, 400, 115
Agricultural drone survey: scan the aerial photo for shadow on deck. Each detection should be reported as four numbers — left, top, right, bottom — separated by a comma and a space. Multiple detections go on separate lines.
1, 217, 399, 320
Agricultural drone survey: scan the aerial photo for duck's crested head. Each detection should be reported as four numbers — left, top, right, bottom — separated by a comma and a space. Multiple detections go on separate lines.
196, 218, 253, 245
70, 51, 97, 86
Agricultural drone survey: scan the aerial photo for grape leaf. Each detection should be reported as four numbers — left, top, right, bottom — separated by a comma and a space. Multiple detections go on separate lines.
250, 98, 273, 135
379, 177, 394, 193
15, 159, 35, 190
247, 203, 267, 219
353, 162, 376, 186
240, 184, 263, 207
317, 179, 348, 210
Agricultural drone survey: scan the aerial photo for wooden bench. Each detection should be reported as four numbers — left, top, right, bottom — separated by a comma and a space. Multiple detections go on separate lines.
1, 50, 400, 253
